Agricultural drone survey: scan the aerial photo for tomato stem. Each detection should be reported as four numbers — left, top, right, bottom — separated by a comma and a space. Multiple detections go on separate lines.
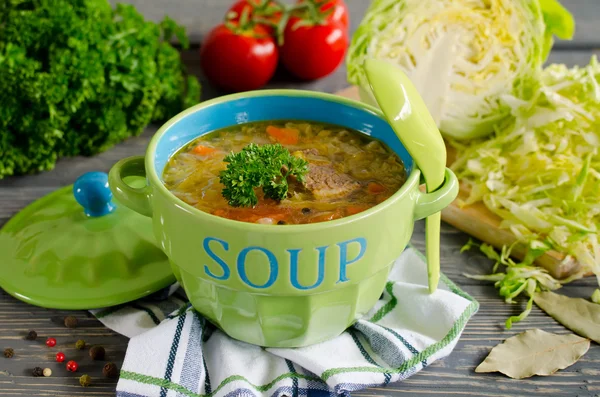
224, 0, 336, 45
239, 6, 251, 27
288, 3, 311, 13
307, 1, 319, 21
253, 17, 279, 28
275, 9, 292, 45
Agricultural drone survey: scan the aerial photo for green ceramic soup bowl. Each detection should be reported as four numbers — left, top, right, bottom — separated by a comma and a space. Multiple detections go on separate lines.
108, 90, 458, 348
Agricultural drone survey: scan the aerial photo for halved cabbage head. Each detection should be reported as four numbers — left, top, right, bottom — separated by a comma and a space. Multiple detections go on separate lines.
347, 0, 574, 140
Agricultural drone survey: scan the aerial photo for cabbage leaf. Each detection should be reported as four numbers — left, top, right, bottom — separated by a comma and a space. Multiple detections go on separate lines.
540, 0, 576, 58
347, 0, 574, 140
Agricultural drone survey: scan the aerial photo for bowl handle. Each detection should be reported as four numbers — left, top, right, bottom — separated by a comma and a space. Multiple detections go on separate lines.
108, 156, 153, 217
413, 168, 459, 221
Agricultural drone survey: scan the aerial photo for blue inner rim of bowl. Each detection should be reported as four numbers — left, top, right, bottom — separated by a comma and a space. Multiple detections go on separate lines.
154, 95, 414, 176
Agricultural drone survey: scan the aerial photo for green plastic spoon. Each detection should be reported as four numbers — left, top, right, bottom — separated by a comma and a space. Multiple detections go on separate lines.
364, 59, 447, 293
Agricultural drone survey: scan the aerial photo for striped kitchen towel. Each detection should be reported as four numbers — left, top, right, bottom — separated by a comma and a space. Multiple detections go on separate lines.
91, 247, 478, 397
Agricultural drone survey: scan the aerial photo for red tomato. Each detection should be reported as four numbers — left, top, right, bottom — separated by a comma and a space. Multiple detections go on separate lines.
227, 0, 282, 35
296, 0, 349, 29
200, 23, 278, 92
280, 18, 348, 81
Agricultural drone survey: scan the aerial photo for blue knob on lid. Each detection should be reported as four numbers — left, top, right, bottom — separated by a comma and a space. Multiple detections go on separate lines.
73, 172, 116, 217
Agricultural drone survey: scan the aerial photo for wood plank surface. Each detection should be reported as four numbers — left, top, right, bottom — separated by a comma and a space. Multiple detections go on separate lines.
1, 221, 599, 396
2, 1, 600, 396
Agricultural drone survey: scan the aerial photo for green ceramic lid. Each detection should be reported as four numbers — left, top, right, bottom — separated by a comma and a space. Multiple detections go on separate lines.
0, 172, 174, 310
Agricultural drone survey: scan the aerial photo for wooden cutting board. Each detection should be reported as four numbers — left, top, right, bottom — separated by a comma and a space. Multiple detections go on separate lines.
335, 86, 583, 279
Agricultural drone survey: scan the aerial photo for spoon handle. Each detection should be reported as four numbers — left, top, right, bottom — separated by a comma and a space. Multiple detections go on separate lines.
425, 172, 444, 294
426, 213, 441, 293
363, 59, 446, 294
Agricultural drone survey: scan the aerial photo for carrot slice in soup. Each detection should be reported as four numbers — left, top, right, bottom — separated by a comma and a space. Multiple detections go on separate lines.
192, 145, 216, 156
213, 209, 228, 217
367, 182, 386, 194
346, 205, 370, 215
266, 126, 299, 145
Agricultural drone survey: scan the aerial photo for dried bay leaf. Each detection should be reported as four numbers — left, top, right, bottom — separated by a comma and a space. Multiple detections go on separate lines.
533, 291, 600, 344
475, 329, 589, 379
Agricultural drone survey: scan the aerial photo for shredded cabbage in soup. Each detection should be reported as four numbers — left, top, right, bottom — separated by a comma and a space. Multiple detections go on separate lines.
163, 121, 406, 224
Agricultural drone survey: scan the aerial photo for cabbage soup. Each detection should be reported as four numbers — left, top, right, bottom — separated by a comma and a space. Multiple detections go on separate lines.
163, 121, 406, 224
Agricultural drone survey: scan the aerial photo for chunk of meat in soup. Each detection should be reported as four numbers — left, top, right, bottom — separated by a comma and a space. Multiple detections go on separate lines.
304, 164, 360, 199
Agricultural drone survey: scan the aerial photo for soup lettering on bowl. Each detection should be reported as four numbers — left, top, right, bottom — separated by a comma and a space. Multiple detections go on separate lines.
162, 121, 407, 224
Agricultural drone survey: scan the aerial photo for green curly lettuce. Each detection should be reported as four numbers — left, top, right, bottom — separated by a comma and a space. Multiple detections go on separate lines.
0, 0, 200, 178
347, 0, 574, 141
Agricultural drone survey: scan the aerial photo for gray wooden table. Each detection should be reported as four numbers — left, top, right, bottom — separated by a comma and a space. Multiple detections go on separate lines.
2, 1, 600, 396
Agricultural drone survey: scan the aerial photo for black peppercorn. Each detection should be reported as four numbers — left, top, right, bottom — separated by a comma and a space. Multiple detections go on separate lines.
32, 367, 44, 377
26, 330, 37, 340
103, 362, 119, 379
75, 339, 86, 350
277, 220, 286, 225
3, 348, 14, 358
64, 316, 78, 328
79, 374, 92, 387
89, 345, 105, 360
301, 207, 311, 215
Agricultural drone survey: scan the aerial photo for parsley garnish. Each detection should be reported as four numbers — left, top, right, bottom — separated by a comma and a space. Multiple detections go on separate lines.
219, 143, 309, 207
